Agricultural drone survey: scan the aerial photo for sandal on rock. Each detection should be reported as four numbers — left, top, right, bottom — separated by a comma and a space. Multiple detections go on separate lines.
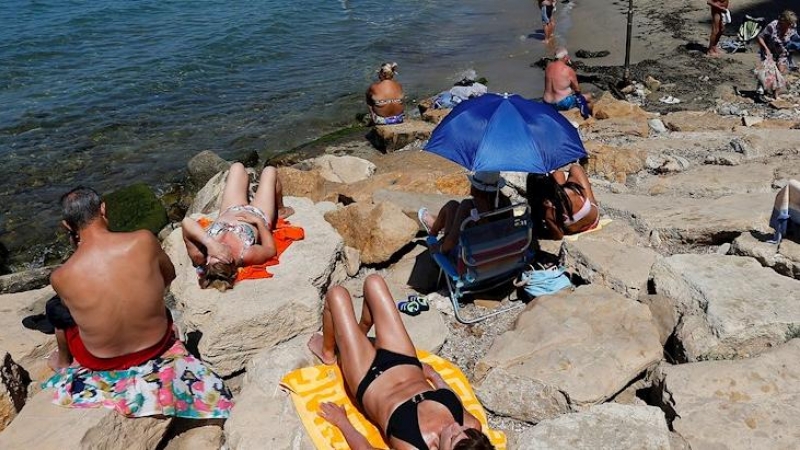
417, 207, 433, 234
397, 294, 430, 316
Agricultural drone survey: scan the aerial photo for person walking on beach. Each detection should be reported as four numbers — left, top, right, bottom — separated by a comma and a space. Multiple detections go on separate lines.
542, 48, 593, 115
538, 0, 556, 43
706, 0, 730, 56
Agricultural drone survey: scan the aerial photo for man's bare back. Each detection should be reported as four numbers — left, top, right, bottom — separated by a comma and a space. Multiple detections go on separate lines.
52, 226, 175, 359
543, 59, 577, 104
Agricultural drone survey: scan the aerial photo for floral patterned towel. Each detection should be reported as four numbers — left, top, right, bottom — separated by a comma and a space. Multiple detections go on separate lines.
43, 340, 233, 418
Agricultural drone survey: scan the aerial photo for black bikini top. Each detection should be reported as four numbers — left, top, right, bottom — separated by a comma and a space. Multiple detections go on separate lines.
385, 388, 464, 450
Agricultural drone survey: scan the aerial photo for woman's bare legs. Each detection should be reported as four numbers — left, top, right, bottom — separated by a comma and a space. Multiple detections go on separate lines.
422, 200, 459, 236
308, 285, 376, 391
308, 274, 417, 392
251, 166, 294, 226
274, 173, 295, 219
220, 163, 250, 212
362, 274, 417, 357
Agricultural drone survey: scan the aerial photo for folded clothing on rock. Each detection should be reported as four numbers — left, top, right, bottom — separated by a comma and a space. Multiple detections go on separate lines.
280, 349, 507, 450
43, 339, 233, 419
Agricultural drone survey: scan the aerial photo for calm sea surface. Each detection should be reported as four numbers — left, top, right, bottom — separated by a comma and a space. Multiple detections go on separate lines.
0, 0, 544, 265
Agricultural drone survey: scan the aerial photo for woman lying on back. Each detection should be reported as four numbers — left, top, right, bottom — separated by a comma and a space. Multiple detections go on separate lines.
181, 162, 293, 291
307, 274, 495, 450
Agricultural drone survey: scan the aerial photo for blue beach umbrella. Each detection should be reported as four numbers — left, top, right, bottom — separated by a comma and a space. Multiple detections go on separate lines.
424, 93, 587, 173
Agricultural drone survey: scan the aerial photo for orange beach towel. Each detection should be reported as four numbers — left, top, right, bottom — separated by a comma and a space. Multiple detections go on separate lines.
197, 217, 305, 281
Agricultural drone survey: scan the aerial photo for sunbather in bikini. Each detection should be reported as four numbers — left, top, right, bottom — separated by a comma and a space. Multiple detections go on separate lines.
307, 274, 495, 450
526, 164, 599, 240
181, 162, 293, 291
366, 62, 405, 125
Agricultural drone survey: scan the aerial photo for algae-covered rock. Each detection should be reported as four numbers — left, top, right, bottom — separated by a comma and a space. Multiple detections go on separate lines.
105, 183, 168, 234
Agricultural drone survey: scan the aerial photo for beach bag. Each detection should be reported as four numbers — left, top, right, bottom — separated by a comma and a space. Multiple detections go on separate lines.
516, 264, 572, 298
755, 59, 786, 93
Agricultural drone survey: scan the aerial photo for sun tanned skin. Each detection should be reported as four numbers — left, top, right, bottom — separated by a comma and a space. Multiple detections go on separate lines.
307, 275, 484, 450
366, 77, 404, 119
707, 0, 729, 56
49, 205, 175, 368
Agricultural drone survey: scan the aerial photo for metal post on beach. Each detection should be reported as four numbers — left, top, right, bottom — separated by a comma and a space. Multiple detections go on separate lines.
623, 0, 634, 83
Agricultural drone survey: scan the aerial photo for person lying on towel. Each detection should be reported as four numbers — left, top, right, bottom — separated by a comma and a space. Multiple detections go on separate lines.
181, 162, 294, 291
45, 187, 232, 418
307, 274, 495, 450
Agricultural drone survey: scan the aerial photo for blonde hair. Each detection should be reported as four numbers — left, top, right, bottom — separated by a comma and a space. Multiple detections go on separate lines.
200, 261, 237, 292
378, 62, 398, 79
779, 10, 797, 26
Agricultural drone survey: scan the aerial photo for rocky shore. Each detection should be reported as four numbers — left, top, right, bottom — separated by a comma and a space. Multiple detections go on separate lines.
1, 80, 799, 447
1, 0, 800, 448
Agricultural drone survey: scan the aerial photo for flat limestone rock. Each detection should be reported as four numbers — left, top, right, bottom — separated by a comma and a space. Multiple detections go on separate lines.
639, 162, 776, 198
165, 197, 343, 376
475, 367, 570, 424
562, 221, 659, 299
0, 390, 171, 450
515, 403, 671, 450
476, 285, 662, 408
601, 192, 773, 244
309, 154, 376, 184
224, 335, 315, 450
370, 119, 436, 153
731, 232, 800, 279
663, 111, 740, 132
163, 426, 223, 450
583, 141, 647, 183
650, 254, 800, 361
663, 339, 800, 449
0, 286, 57, 384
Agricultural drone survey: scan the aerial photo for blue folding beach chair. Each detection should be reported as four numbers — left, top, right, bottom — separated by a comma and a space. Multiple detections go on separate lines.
428, 203, 534, 324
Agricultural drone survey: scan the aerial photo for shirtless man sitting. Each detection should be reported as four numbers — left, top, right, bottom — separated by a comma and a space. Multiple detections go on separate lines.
45, 187, 232, 419
542, 48, 593, 115
48, 186, 176, 370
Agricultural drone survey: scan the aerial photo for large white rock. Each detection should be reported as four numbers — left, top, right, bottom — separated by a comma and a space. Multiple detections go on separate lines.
309, 154, 377, 184
0, 390, 171, 450
601, 192, 773, 244
0, 286, 57, 384
663, 339, 800, 449
650, 254, 800, 361
165, 196, 343, 376
475, 285, 662, 413
515, 403, 671, 450
562, 221, 659, 299
224, 335, 315, 450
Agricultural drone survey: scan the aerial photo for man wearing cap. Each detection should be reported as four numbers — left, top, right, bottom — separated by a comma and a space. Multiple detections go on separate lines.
543, 48, 593, 115
418, 171, 511, 253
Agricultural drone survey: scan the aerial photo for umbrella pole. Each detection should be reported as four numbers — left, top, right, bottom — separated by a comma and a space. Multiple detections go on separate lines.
623, 0, 634, 83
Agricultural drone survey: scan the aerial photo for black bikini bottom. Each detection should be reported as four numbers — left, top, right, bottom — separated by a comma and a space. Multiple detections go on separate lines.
355, 348, 421, 406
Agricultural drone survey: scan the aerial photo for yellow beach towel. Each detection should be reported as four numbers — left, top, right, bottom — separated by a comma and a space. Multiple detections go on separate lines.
280, 350, 506, 450
563, 218, 613, 242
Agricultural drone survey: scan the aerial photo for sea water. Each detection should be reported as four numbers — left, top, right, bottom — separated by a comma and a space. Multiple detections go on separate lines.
0, 0, 545, 264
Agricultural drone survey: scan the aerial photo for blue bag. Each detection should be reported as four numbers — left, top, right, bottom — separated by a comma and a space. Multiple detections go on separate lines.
516, 265, 573, 298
